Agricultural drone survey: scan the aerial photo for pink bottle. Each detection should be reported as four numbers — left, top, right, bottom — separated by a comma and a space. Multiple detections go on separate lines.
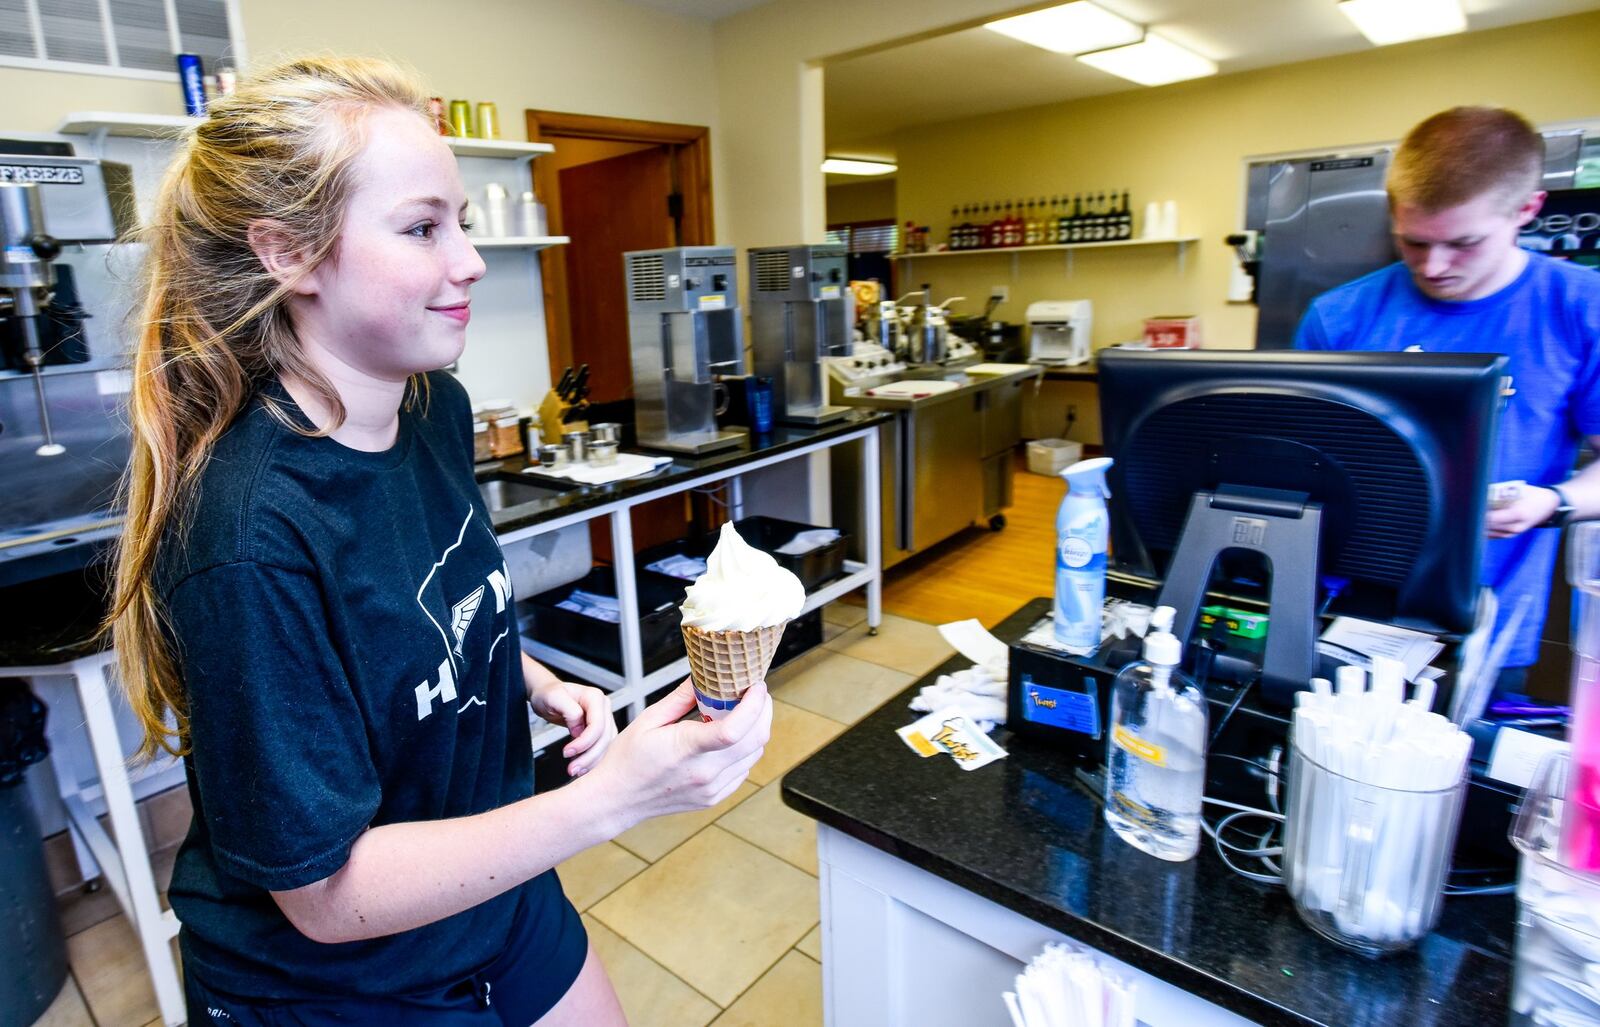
1564, 524, 1600, 871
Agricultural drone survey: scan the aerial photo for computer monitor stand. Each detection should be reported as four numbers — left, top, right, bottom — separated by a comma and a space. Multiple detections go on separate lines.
1156, 485, 1322, 707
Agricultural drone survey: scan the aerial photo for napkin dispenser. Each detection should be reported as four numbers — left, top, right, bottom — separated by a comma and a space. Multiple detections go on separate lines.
1006, 634, 1137, 769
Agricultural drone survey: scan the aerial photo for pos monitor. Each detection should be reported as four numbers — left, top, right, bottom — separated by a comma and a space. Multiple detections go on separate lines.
1097, 349, 1506, 707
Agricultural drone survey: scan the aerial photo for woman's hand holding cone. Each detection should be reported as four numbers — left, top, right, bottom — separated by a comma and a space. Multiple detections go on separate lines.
584, 678, 772, 830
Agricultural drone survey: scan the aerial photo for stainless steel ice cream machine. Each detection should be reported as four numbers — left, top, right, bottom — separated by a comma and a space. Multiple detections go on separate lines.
624, 246, 748, 455
747, 243, 851, 426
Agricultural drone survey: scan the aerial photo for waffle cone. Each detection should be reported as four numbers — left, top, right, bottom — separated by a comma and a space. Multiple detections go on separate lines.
682, 621, 789, 702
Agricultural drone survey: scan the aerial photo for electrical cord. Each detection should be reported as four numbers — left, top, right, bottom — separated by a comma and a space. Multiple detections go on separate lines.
1208, 678, 1254, 745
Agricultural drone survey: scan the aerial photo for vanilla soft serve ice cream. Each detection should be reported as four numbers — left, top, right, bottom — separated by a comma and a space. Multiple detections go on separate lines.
680, 522, 805, 631
679, 523, 805, 720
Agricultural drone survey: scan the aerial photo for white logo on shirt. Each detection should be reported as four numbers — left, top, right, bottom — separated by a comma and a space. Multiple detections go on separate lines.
451, 585, 486, 655
413, 505, 515, 721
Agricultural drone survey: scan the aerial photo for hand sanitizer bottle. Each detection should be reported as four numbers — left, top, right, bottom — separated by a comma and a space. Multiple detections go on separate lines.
1105, 606, 1207, 861
1053, 457, 1113, 653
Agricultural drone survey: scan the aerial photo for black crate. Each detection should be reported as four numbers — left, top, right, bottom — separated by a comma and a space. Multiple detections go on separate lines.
639, 516, 848, 593
772, 607, 823, 671
726, 516, 848, 591
522, 566, 687, 674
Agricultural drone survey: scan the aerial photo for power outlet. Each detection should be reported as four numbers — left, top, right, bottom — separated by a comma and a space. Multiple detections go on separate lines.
990, 285, 1010, 304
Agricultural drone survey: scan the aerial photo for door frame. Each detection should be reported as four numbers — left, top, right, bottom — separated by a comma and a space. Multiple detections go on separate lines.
524, 110, 715, 379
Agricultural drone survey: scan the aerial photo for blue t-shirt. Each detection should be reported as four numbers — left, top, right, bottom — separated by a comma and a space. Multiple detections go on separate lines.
1296, 254, 1600, 667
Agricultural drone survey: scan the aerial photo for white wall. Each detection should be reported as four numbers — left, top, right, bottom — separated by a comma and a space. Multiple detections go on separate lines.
2, 0, 723, 411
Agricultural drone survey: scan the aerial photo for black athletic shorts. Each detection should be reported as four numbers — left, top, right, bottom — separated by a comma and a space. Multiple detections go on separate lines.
183, 880, 588, 1026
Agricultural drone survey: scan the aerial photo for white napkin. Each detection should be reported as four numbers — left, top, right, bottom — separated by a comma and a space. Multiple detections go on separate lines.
525, 452, 672, 486
775, 528, 841, 556
910, 620, 1010, 732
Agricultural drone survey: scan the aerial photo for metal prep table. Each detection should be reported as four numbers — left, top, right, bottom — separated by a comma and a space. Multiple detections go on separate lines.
492, 412, 889, 751
828, 366, 1038, 570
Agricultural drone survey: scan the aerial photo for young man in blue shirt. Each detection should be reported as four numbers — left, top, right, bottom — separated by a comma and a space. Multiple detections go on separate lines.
1297, 106, 1600, 686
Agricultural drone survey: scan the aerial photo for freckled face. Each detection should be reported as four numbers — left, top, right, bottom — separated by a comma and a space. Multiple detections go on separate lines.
297, 106, 486, 379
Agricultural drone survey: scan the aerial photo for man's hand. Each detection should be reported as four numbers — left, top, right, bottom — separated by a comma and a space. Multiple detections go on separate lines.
1486, 486, 1560, 539
527, 675, 617, 776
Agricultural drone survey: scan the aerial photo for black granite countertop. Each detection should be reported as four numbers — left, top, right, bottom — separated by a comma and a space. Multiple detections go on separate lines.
782, 598, 1518, 1027
479, 410, 891, 535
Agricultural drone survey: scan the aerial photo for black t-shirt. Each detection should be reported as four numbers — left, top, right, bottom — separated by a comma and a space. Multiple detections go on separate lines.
157, 371, 539, 999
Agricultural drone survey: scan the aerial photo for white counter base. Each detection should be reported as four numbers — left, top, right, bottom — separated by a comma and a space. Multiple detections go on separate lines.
815, 824, 1258, 1027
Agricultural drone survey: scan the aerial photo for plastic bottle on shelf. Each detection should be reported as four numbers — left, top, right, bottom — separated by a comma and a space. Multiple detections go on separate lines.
1105, 605, 1207, 862
516, 191, 546, 237
484, 183, 509, 237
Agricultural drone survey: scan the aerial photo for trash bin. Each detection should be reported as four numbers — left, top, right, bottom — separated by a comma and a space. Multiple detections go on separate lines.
0, 677, 67, 1025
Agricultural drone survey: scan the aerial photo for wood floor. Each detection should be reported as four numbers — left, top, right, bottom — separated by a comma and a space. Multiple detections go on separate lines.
864, 452, 1063, 630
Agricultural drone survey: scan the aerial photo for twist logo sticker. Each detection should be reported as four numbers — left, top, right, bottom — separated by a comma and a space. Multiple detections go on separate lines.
896, 706, 1007, 771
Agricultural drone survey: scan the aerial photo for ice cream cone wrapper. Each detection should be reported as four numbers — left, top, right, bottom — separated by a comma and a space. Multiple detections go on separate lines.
682, 621, 789, 721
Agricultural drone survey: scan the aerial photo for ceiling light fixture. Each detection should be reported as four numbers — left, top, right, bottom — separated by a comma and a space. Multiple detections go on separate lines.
983, 1, 1143, 55
1338, 0, 1466, 46
1077, 32, 1218, 86
821, 158, 897, 176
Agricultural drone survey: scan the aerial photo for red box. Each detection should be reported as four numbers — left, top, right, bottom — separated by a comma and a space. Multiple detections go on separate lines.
1143, 315, 1201, 349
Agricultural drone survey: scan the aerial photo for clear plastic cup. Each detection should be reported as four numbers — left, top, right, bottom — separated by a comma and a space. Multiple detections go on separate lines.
1511, 751, 1600, 1025
1282, 743, 1466, 955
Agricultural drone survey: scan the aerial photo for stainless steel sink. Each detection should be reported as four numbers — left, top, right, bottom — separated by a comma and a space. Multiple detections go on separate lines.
477, 475, 577, 512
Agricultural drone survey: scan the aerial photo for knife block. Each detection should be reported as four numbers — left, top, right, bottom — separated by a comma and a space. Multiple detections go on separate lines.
537, 389, 587, 445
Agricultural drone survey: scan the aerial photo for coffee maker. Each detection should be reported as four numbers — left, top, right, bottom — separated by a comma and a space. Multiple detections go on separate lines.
1027, 300, 1093, 366
624, 246, 748, 455
748, 244, 852, 425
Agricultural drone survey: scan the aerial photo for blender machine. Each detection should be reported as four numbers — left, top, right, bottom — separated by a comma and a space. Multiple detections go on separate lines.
625, 246, 748, 455
1027, 300, 1093, 366
749, 244, 852, 425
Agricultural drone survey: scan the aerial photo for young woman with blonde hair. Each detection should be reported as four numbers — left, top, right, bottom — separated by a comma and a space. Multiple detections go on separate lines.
107, 55, 771, 1025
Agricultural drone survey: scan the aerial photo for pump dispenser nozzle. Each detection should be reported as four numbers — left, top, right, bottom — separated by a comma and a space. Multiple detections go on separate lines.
1144, 605, 1183, 667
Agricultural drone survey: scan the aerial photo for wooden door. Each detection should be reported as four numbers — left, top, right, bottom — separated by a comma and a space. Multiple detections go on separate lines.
558, 146, 675, 404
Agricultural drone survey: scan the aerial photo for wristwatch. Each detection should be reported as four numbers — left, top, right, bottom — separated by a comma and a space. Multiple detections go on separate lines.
1543, 484, 1576, 528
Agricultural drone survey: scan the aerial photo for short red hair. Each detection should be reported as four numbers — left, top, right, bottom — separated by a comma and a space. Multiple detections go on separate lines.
1388, 106, 1544, 213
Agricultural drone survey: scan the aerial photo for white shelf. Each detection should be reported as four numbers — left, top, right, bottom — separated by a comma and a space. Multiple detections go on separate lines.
473, 235, 569, 250
57, 112, 555, 161
447, 137, 554, 159
56, 112, 197, 138
893, 237, 1198, 259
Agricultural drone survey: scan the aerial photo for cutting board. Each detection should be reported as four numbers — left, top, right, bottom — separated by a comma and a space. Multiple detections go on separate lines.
866, 379, 962, 399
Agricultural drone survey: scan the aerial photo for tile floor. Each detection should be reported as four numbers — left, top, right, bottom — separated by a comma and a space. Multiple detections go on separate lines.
32, 605, 955, 1027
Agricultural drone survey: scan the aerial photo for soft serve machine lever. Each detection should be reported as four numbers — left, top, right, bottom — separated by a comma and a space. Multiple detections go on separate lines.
624, 246, 748, 455
748, 243, 852, 425
1, 182, 68, 455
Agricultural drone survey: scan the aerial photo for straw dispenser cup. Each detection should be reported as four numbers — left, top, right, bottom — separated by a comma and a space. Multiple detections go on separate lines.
1283, 662, 1471, 955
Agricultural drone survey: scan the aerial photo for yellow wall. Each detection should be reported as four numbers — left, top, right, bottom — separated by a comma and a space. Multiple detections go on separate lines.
827, 179, 897, 224
891, 12, 1600, 355
712, 0, 1026, 255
